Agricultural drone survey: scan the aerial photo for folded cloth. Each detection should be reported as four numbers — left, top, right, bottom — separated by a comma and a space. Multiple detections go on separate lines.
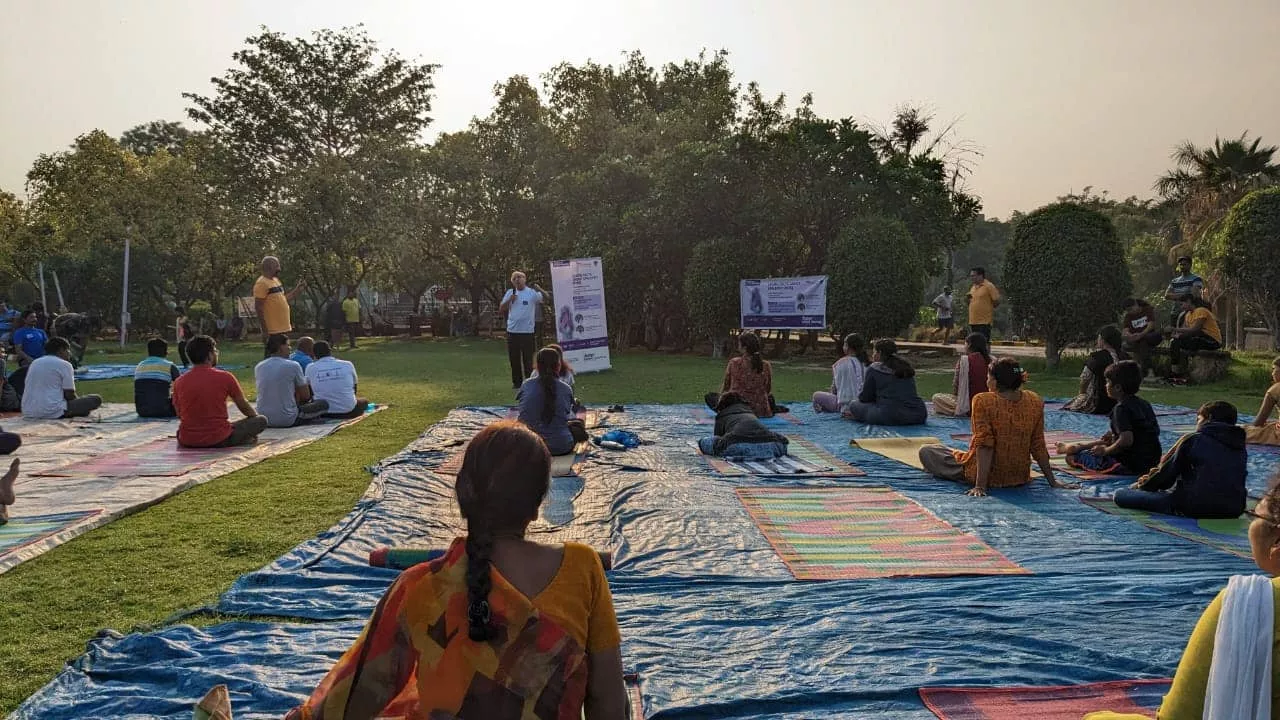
1204, 574, 1274, 720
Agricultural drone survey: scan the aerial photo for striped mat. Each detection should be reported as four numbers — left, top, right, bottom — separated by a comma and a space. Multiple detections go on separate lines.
701, 437, 865, 477
32, 438, 278, 478
920, 678, 1167, 719
1, 509, 104, 559
736, 486, 1027, 580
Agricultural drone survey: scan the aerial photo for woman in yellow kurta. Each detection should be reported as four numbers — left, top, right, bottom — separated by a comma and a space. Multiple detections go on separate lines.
286, 421, 627, 720
1085, 471, 1280, 719
1246, 357, 1280, 446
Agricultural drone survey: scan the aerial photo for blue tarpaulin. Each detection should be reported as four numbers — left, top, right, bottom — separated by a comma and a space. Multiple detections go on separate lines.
14, 400, 1280, 719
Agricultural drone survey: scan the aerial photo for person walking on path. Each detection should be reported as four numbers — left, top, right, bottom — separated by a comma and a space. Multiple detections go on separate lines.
931, 287, 955, 344
500, 271, 550, 390
253, 256, 306, 353
966, 267, 1000, 342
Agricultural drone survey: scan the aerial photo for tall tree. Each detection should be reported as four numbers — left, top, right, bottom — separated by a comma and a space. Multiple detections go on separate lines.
1217, 187, 1280, 349
119, 120, 192, 156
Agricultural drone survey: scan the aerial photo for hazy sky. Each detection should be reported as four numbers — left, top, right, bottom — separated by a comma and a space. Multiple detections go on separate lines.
3, 0, 1278, 218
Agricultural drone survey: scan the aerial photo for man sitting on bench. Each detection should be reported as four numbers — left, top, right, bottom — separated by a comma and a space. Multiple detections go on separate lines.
1168, 294, 1223, 382
305, 341, 369, 419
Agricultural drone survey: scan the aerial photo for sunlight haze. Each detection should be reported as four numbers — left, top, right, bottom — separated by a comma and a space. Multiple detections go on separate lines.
2, 0, 1278, 217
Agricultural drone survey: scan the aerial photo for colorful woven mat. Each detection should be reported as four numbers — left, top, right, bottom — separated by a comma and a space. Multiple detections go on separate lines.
919, 678, 1168, 719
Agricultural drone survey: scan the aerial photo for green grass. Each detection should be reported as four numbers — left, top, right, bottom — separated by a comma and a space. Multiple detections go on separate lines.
0, 337, 1273, 712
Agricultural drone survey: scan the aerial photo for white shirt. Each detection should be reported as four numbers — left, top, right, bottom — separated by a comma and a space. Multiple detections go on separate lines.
305, 356, 359, 414
503, 287, 543, 334
932, 293, 953, 320
22, 354, 75, 419
255, 355, 307, 427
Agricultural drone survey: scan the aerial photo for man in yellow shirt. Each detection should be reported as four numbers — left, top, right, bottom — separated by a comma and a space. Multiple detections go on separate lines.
1168, 294, 1223, 380
341, 289, 361, 349
253, 256, 306, 353
966, 267, 1000, 342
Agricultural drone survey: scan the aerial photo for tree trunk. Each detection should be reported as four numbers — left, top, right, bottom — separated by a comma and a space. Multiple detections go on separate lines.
1044, 336, 1061, 370
1235, 297, 1244, 352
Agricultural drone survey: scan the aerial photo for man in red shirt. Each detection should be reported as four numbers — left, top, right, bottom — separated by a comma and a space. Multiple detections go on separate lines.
173, 335, 267, 448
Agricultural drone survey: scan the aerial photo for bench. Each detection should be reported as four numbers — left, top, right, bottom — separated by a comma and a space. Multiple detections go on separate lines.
1149, 347, 1232, 384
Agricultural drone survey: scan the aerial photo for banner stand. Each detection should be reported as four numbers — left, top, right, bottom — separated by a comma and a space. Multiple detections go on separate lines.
549, 258, 611, 373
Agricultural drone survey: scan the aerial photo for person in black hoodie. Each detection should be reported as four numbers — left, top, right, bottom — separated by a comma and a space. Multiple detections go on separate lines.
1112, 401, 1247, 518
697, 392, 789, 458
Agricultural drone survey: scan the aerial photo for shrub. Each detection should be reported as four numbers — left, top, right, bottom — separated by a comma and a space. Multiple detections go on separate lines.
1003, 202, 1132, 366
1218, 187, 1280, 350
825, 215, 923, 340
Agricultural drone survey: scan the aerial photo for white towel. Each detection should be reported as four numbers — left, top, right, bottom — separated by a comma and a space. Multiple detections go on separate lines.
1203, 574, 1274, 720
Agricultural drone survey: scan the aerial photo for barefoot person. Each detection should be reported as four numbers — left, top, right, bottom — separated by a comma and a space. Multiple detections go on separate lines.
253, 255, 306, 352
920, 358, 1078, 497
285, 421, 627, 719
812, 333, 869, 414
846, 339, 928, 426
500, 271, 550, 390
255, 334, 328, 427
1245, 356, 1280, 445
173, 336, 267, 448
931, 332, 992, 417
21, 338, 102, 419
306, 341, 369, 420
0, 458, 19, 525
1063, 325, 1127, 415
1059, 360, 1162, 476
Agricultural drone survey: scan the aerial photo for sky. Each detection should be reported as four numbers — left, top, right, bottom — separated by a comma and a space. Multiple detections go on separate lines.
2, 0, 1279, 218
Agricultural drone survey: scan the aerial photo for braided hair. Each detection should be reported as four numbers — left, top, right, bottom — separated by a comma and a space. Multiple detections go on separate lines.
454, 421, 551, 642
739, 331, 764, 373
873, 338, 915, 379
535, 347, 561, 424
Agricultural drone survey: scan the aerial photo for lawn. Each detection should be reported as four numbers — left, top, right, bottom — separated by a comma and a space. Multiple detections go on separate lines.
0, 336, 1273, 712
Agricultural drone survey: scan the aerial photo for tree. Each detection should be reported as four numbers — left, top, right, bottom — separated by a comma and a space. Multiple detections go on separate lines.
1003, 203, 1132, 367
1217, 187, 1280, 349
119, 120, 192, 156
825, 215, 923, 340
184, 26, 438, 191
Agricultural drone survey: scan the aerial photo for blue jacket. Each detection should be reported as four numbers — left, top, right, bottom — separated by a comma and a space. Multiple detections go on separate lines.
1135, 421, 1247, 518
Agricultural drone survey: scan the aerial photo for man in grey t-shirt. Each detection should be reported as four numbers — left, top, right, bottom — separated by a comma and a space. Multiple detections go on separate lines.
255, 334, 328, 427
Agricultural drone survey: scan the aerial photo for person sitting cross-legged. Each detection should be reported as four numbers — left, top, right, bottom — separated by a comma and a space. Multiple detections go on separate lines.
21, 337, 102, 419
1114, 400, 1247, 519
134, 337, 181, 418
1245, 355, 1280, 446
931, 332, 992, 418
920, 358, 1078, 497
699, 391, 789, 459
0, 458, 20, 526
518, 347, 587, 456
256, 334, 328, 427
845, 339, 928, 426
1058, 360, 1163, 477
305, 341, 369, 420
173, 335, 267, 448
290, 336, 316, 372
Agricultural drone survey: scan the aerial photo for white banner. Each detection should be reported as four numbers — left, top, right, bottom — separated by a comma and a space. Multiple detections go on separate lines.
549, 257, 611, 373
740, 275, 828, 330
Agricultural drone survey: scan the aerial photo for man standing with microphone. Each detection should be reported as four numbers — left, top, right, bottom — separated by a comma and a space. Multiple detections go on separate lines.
500, 271, 549, 389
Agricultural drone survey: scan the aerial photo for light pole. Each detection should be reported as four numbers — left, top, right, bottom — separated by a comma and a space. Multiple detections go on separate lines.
120, 225, 131, 347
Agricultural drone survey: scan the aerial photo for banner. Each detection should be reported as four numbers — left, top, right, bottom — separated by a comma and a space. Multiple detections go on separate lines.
549, 257, 612, 373
740, 275, 828, 330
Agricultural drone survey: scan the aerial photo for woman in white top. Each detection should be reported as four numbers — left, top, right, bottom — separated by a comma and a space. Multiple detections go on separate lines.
812, 333, 870, 414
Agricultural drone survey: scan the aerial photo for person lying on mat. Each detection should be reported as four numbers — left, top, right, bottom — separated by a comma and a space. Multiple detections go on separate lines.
1113, 401, 1247, 519
919, 358, 1078, 497
1245, 356, 1280, 446
1084, 469, 1280, 720
173, 335, 268, 448
518, 347, 588, 456
930, 332, 992, 418
285, 421, 627, 720
305, 341, 369, 419
1058, 361, 1162, 476
0, 458, 19, 525
256, 334, 329, 427
812, 332, 869, 414
844, 338, 928, 426
706, 330, 773, 418
1063, 324, 1127, 415
134, 337, 181, 418
699, 392, 790, 459
21, 337, 102, 420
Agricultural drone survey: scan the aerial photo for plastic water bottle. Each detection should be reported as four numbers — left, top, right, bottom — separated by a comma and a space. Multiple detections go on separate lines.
599, 440, 626, 451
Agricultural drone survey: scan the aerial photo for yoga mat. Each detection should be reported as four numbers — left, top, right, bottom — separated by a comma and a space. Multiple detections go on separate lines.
73, 363, 244, 382
0, 509, 104, 559
920, 678, 1168, 719
1081, 496, 1253, 558
1051, 457, 1137, 482
736, 486, 1028, 580
951, 429, 1092, 457
437, 440, 590, 477
32, 437, 279, 478
697, 436, 865, 477
851, 436, 941, 470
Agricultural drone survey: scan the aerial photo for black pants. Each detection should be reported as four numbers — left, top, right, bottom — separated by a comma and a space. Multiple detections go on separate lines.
507, 333, 536, 388
322, 398, 370, 420
1170, 331, 1222, 371
177, 340, 189, 367
970, 324, 992, 341
346, 322, 360, 348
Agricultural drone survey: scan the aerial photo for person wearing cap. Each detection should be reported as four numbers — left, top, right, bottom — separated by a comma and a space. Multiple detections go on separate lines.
1164, 255, 1204, 327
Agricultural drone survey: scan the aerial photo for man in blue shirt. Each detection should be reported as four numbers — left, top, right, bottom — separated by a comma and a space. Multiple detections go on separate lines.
11, 310, 48, 368
134, 337, 181, 418
0, 302, 17, 343
289, 336, 316, 371
1165, 255, 1204, 326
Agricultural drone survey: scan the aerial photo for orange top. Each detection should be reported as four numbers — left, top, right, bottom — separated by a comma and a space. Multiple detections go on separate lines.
723, 356, 773, 418
955, 390, 1045, 488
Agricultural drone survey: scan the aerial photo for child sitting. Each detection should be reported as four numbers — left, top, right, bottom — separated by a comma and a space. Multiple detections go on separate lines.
1113, 401, 1247, 518
1245, 356, 1280, 446
698, 392, 789, 459
1059, 360, 1162, 476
